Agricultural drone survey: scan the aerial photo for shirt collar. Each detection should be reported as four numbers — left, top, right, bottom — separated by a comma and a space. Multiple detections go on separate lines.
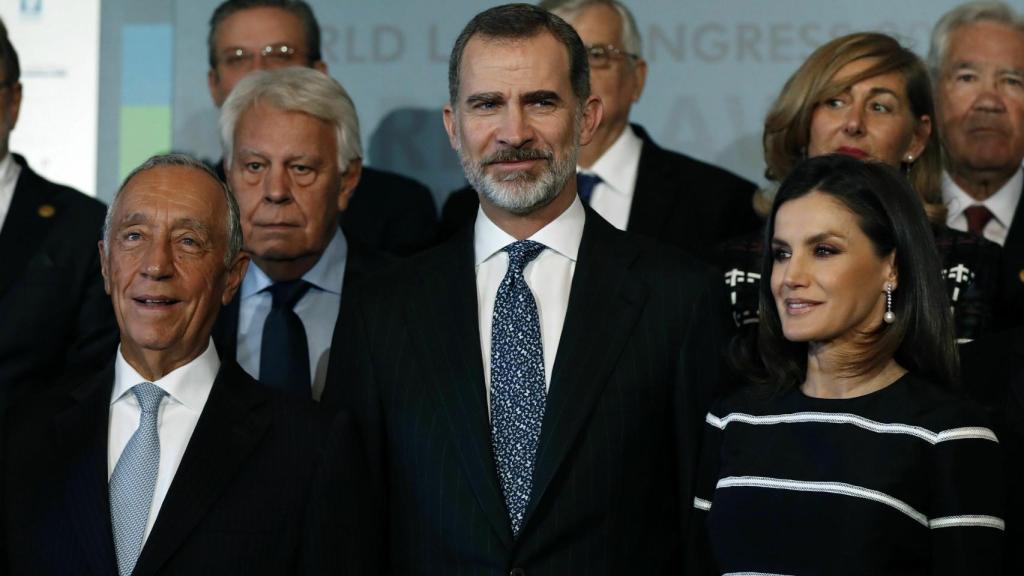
241, 226, 348, 298
943, 167, 1024, 228
474, 194, 586, 266
585, 125, 642, 198
111, 337, 220, 412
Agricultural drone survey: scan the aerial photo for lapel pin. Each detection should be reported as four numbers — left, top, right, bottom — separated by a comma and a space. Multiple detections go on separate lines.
1019, 270, 1024, 284
37, 204, 55, 218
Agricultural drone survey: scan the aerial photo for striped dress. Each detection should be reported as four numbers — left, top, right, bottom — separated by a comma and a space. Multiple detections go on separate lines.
692, 373, 1004, 575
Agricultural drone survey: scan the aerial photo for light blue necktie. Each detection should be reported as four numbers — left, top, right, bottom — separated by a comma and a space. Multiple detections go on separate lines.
109, 382, 167, 576
490, 240, 547, 536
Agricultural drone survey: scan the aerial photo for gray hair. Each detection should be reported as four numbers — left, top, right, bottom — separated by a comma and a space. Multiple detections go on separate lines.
928, 1, 1024, 78
104, 153, 243, 267
219, 67, 362, 171
539, 0, 643, 59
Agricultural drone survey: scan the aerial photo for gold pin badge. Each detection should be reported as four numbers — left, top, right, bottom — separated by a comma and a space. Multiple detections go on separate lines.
1019, 270, 1024, 284
37, 204, 55, 218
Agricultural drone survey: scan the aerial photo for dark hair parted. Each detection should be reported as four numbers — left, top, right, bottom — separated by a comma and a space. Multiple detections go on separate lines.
762, 32, 945, 224
0, 18, 20, 86
447, 3, 590, 107
744, 154, 958, 390
207, 0, 322, 70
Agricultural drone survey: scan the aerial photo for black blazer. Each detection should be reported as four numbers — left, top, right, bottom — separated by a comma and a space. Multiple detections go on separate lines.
213, 160, 437, 257
0, 155, 117, 394
437, 124, 759, 263
996, 180, 1024, 330
334, 209, 729, 574
211, 237, 393, 399
1, 359, 329, 576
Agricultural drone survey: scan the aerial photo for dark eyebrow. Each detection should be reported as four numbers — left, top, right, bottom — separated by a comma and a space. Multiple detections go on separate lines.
522, 90, 561, 105
806, 231, 845, 244
866, 87, 899, 98
465, 92, 504, 107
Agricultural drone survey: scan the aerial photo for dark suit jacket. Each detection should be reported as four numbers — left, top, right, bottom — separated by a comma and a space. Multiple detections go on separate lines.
0, 155, 117, 394
437, 124, 759, 263
2, 359, 330, 576
213, 159, 437, 256
995, 179, 1024, 330
335, 209, 729, 574
211, 237, 392, 399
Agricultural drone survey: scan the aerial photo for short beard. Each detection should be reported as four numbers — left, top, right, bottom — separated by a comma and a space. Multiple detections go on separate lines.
458, 130, 579, 216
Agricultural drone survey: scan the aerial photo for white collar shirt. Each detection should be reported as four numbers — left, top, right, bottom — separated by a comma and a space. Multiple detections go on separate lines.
0, 153, 23, 232
583, 125, 642, 231
236, 227, 347, 399
943, 167, 1024, 246
108, 339, 219, 546
474, 196, 585, 412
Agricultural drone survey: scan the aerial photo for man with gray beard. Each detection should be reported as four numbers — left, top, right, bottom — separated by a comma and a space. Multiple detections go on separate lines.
328, 3, 729, 572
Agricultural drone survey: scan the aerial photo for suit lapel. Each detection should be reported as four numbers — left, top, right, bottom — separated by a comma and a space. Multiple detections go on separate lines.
0, 157, 61, 299
54, 365, 119, 576
211, 296, 239, 364
404, 228, 514, 547
1001, 180, 1024, 295
625, 126, 677, 238
132, 362, 272, 576
523, 212, 648, 530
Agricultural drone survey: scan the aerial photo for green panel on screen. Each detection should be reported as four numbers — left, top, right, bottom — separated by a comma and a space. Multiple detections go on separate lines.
119, 106, 172, 180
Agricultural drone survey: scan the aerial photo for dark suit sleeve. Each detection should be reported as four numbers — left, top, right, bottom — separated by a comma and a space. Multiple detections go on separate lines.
330, 286, 388, 572
674, 265, 730, 563
63, 241, 118, 380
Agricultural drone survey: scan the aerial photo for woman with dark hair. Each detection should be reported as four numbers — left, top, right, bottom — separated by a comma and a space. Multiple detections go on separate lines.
720, 32, 1000, 341
693, 155, 1003, 575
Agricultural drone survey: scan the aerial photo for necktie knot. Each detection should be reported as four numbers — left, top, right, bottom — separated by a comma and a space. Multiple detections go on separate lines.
964, 204, 995, 237
576, 172, 602, 204
267, 279, 312, 310
131, 382, 166, 415
503, 240, 546, 275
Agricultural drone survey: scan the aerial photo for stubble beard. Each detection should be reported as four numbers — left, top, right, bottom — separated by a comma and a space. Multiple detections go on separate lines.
458, 126, 579, 216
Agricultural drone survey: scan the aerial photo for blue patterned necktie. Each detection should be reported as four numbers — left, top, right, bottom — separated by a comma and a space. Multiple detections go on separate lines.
576, 172, 602, 205
490, 239, 547, 536
260, 279, 313, 396
109, 382, 167, 576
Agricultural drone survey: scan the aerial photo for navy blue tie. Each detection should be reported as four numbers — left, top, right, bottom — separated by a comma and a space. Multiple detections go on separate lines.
576, 172, 602, 205
490, 240, 547, 536
259, 280, 313, 396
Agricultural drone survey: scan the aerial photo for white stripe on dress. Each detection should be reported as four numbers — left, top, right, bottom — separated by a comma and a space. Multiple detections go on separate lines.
705, 411, 998, 444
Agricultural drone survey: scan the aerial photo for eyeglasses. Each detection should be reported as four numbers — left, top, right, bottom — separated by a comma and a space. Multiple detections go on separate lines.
585, 44, 638, 69
217, 43, 304, 70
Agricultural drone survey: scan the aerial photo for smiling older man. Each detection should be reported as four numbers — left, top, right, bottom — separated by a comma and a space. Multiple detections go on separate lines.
1, 154, 338, 576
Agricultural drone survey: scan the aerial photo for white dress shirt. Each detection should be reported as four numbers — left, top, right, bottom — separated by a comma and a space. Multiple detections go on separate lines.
943, 167, 1024, 246
0, 153, 22, 232
108, 339, 219, 545
475, 196, 585, 411
236, 227, 347, 399
583, 125, 642, 231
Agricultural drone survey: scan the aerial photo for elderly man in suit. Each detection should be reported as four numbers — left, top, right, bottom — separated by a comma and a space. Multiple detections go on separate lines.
0, 17, 116, 396
212, 67, 391, 401
930, 1, 1024, 329
331, 4, 727, 573
2, 154, 331, 576
206, 0, 437, 256
439, 0, 759, 263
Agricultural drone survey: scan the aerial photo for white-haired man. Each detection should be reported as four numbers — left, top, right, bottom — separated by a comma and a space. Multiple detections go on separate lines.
212, 67, 390, 400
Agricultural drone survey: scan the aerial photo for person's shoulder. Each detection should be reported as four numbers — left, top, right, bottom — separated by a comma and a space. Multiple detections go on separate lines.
17, 155, 106, 217
635, 125, 756, 194
897, 372, 995, 432
220, 360, 326, 433
360, 166, 431, 195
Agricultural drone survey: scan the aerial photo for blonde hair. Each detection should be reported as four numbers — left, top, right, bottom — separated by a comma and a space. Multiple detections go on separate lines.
762, 32, 945, 224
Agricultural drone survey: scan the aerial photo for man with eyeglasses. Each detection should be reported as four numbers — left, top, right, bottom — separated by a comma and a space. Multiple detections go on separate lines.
0, 19, 117, 401
440, 0, 760, 264
207, 0, 438, 257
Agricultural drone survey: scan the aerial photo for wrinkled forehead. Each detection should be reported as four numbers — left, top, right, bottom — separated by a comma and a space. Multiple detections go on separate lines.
115, 167, 226, 230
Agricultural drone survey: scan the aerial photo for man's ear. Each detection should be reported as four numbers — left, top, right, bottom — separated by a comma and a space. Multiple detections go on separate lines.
336, 158, 363, 213
98, 240, 111, 295
313, 60, 328, 74
442, 103, 460, 151
221, 252, 250, 306
577, 94, 604, 147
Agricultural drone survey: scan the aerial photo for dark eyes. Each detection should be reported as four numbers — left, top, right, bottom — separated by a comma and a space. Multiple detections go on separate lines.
772, 244, 838, 260
772, 247, 791, 262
